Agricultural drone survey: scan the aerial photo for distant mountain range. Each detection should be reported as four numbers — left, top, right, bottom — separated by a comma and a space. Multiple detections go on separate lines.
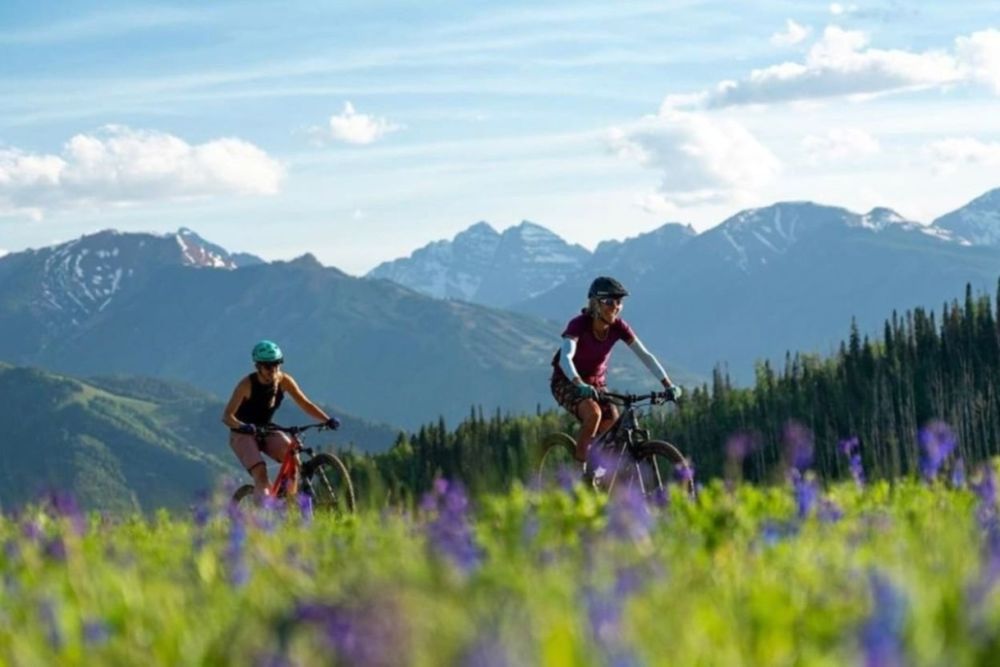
366, 188, 1000, 383
0, 229, 636, 430
2, 188, 998, 436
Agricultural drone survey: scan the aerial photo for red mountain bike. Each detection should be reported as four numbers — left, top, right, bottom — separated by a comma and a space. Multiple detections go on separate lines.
537, 389, 694, 497
232, 423, 355, 513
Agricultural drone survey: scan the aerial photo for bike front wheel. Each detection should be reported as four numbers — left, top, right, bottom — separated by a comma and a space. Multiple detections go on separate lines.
536, 432, 579, 489
632, 440, 695, 498
302, 453, 356, 514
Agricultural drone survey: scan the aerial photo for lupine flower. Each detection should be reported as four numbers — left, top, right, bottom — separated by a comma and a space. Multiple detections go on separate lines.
39, 599, 63, 650
918, 421, 956, 482
291, 598, 406, 667
225, 505, 249, 587
583, 576, 644, 667
860, 571, 907, 667
784, 421, 814, 473
82, 618, 110, 646
422, 479, 480, 573
817, 498, 844, 523
839, 437, 865, 487
759, 520, 799, 547
46, 490, 86, 535
297, 493, 314, 524
607, 485, 653, 545
791, 470, 817, 520
44, 535, 67, 562
459, 634, 512, 667
951, 458, 966, 489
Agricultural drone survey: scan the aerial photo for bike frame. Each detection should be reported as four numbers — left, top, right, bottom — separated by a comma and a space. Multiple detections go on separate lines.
256, 423, 323, 498
593, 391, 669, 491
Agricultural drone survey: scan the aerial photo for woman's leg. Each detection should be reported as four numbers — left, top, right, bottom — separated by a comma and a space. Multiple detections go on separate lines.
574, 399, 602, 462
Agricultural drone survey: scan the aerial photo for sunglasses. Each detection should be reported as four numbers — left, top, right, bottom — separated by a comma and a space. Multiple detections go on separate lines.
599, 297, 624, 307
256, 361, 282, 370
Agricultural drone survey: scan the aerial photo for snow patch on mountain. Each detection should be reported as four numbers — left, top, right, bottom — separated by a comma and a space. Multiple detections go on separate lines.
367, 220, 590, 307
932, 188, 1000, 246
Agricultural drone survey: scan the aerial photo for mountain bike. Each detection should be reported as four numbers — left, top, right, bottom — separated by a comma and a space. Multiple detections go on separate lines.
537, 390, 694, 498
232, 423, 355, 513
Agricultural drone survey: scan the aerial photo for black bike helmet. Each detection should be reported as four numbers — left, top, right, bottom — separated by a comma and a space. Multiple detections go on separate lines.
588, 276, 629, 299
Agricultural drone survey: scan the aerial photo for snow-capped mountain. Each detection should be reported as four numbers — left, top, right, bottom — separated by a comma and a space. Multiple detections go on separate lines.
931, 188, 1000, 246
366, 221, 589, 307
0, 228, 260, 339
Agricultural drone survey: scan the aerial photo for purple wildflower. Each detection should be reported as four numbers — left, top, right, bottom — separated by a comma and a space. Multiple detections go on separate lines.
44, 535, 67, 562
860, 571, 907, 667
607, 485, 653, 544
225, 509, 249, 587
46, 490, 86, 535
791, 469, 817, 520
817, 498, 844, 523
918, 420, 957, 482
784, 421, 814, 473
297, 494, 313, 524
20, 519, 42, 542
422, 479, 480, 573
459, 634, 512, 667
951, 458, 966, 488
583, 579, 644, 667
291, 599, 406, 667
39, 599, 63, 650
839, 437, 865, 487
726, 432, 756, 462
82, 618, 110, 646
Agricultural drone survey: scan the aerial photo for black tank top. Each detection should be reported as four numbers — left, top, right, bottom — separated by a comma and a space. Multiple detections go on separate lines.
234, 372, 284, 427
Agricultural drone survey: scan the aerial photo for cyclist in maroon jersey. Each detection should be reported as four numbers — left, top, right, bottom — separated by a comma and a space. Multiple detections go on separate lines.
550, 276, 682, 463
222, 339, 340, 501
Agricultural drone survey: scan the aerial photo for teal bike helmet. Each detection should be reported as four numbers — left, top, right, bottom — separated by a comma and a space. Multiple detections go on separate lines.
251, 339, 284, 364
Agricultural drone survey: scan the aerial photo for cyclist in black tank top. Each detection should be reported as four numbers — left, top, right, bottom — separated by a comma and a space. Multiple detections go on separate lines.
222, 340, 342, 502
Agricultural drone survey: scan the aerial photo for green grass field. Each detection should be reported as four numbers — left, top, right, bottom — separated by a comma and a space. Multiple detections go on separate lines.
2, 466, 999, 666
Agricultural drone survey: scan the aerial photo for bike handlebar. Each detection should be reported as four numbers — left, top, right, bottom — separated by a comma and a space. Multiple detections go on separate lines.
601, 389, 676, 406
257, 422, 331, 436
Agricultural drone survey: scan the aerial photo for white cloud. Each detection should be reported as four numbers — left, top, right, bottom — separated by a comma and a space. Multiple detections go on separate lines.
956, 29, 1000, 93
696, 26, 965, 108
319, 102, 401, 145
609, 109, 780, 206
0, 248, 7, 258
771, 20, 812, 47
829, 3, 858, 16
801, 128, 880, 165
0, 125, 283, 218
926, 137, 1000, 174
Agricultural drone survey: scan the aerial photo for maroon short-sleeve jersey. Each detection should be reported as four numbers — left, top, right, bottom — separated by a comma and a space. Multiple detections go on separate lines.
550, 311, 635, 386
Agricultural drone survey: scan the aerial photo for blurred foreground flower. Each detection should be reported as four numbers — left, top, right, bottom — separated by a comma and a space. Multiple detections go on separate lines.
784, 421, 814, 473
918, 421, 956, 482
860, 571, 907, 667
839, 436, 865, 488
421, 479, 481, 573
287, 597, 408, 667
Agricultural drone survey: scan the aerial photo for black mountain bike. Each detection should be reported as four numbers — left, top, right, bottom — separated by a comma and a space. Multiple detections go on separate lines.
232, 423, 355, 513
537, 390, 694, 497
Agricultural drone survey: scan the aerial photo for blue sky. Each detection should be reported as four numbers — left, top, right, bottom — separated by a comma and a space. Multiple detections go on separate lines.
2, 1, 999, 273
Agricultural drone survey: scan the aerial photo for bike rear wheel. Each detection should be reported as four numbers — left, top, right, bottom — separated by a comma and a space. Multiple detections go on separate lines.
302, 452, 355, 514
536, 432, 579, 488
632, 439, 695, 498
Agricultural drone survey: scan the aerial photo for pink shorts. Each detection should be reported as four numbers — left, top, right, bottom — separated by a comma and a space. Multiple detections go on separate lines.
229, 431, 292, 471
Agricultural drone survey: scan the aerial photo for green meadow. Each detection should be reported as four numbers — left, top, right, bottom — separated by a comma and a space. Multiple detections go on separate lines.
2, 466, 999, 666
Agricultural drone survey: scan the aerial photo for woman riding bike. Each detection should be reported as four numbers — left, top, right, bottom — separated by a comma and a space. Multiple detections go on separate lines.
550, 276, 682, 464
222, 339, 340, 502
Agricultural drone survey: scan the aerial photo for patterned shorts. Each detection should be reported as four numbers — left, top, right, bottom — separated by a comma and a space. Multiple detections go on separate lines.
229, 431, 292, 472
550, 372, 616, 421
